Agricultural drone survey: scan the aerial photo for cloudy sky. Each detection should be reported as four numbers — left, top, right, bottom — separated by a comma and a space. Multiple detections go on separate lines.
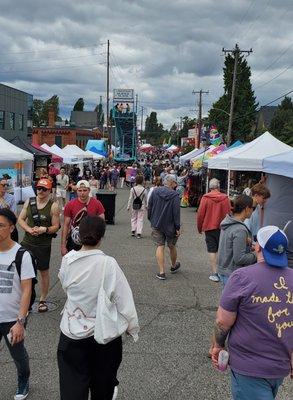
1, 0, 292, 128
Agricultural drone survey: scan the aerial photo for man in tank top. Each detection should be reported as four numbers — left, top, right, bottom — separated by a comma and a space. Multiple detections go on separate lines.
18, 179, 60, 313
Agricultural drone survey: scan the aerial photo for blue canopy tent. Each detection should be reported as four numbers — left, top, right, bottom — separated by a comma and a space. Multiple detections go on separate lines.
85, 140, 108, 157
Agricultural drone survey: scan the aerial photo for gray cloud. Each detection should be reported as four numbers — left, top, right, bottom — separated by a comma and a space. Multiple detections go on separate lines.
0, 0, 292, 128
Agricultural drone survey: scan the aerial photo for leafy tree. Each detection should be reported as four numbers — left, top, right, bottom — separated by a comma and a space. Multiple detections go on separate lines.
208, 52, 258, 143
144, 111, 166, 145
33, 99, 45, 127
270, 97, 293, 145
73, 98, 84, 111
94, 101, 104, 128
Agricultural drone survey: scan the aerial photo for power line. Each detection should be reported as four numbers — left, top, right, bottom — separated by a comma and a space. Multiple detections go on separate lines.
0, 42, 106, 56
254, 63, 293, 90
0, 51, 105, 66
0, 61, 106, 75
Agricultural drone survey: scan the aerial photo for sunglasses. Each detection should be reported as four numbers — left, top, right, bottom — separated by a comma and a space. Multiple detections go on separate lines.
36, 187, 49, 192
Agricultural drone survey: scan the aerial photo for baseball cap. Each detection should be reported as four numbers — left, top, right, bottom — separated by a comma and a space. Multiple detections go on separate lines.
257, 226, 288, 268
76, 180, 90, 189
36, 178, 52, 190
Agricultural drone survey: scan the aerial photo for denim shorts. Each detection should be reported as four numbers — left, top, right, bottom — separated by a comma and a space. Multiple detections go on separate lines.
231, 370, 284, 400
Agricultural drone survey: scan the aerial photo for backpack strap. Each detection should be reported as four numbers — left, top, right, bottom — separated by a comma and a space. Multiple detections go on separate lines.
29, 197, 41, 227
7, 247, 26, 278
133, 188, 145, 199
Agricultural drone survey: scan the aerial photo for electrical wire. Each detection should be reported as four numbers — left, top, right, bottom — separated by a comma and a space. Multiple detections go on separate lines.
254, 63, 293, 90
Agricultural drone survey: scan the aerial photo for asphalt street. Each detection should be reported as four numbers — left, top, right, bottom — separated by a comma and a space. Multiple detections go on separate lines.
1, 188, 292, 399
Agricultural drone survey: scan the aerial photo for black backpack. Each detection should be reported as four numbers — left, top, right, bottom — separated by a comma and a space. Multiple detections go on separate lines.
132, 188, 145, 210
7, 247, 38, 310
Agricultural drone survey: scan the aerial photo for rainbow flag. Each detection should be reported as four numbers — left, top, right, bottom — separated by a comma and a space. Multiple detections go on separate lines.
209, 125, 222, 146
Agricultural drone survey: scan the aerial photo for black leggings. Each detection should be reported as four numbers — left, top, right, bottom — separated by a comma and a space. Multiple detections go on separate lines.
57, 333, 122, 400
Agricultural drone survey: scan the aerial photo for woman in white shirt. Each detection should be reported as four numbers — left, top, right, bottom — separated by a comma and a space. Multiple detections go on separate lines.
126, 175, 147, 238
58, 215, 139, 400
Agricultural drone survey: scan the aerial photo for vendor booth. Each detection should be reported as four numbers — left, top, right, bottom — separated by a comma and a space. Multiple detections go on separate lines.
0, 136, 34, 203
263, 149, 293, 267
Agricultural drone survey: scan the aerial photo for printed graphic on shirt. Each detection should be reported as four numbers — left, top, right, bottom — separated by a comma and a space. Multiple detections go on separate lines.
0, 264, 15, 294
251, 276, 293, 338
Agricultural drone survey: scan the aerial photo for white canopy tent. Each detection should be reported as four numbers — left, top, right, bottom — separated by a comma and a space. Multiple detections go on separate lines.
84, 150, 105, 160
49, 145, 82, 164
207, 132, 291, 171
63, 145, 93, 162
0, 136, 33, 163
263, 149, 293, 179
228, 132, 291, 171
179, 148, 200, 164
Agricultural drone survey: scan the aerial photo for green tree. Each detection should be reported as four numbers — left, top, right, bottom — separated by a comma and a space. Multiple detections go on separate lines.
42, 95, 60, 125
270, 97, 293, 145
94, 101, 104, 128
208, 52, 258, 143
73, 98, 84, 111
33, 99, 45, 127
144, 111, 166, 145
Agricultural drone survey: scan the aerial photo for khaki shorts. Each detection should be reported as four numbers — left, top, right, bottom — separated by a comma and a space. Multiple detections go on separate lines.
56, 188, 67, 199
151, 229, 178, 247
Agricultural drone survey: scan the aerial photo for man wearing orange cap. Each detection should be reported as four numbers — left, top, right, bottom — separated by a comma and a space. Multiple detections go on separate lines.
18, 178, 60, 312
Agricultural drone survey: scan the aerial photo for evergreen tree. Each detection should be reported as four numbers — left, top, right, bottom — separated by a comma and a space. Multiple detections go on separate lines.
270, 97, 293, 145
33, 99, 45, 127
94, 101, 104, 128
73, 98, 84, 111
144, 111, 166, 145
208, 52, 258, 143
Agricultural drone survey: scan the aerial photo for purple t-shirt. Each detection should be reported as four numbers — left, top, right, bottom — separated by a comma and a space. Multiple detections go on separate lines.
220, 262, 293, 378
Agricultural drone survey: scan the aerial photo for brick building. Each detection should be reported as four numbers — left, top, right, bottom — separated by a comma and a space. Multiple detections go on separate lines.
32, 109, 103, 149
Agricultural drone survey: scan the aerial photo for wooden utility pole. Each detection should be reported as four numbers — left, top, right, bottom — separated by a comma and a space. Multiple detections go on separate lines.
106, 39, 110, 146
222, 44, 252, 145
192, 89, 209, 148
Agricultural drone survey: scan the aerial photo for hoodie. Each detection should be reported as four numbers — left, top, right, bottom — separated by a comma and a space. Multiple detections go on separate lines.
148, 186, 180, 237
217, 215, 257, 277
197, 190, 231, 233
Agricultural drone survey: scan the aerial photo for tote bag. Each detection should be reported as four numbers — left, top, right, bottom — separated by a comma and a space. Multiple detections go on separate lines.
94, 258, 128, 345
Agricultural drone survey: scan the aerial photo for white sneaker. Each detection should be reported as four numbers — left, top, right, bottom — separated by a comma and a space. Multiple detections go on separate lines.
112, 386, 118, 400
209, 274, 220, 282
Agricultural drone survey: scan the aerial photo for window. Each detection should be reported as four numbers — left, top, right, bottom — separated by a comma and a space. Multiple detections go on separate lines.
55, 135, 62, 147
0, 111, 4, 129
19, 114, 24, 130
9, 112, 15, 130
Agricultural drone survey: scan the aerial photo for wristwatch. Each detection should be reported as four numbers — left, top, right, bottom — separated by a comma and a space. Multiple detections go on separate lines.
17, 317, 26, 325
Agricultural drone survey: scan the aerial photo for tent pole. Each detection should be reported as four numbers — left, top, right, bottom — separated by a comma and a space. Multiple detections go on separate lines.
227, 170, 231, 197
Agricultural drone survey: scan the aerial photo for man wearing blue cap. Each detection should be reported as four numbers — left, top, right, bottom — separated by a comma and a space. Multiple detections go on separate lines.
211, 225, 293, 400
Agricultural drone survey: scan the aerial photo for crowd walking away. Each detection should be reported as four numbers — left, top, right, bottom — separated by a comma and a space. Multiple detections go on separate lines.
0, 155, 293, 400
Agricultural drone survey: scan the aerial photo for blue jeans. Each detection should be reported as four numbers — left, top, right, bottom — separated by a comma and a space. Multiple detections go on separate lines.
218, 274, 229, 290
0, 321, 30, 386
231, 370, 284, 400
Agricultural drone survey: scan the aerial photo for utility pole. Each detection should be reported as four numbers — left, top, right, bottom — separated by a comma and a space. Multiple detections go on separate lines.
140, 106, 145, 133
106, 39, 110, 146
222, 43, 252, 145
192, 89, 209, 148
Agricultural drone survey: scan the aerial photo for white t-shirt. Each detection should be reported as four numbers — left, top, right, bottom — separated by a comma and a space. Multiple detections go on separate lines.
0, 243, 35, 323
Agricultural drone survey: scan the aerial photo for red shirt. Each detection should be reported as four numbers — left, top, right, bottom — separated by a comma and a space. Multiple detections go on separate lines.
197, 190, 231, 233
64, 197, 105, 228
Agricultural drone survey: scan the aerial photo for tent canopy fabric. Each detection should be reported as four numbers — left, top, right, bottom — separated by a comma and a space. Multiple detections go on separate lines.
63, 145, 93, 161
263, 149, 293, 179
84, 150, 105, 160
0, 136, 33, 162
32, 144, 62, 163
40, 144, 64, 163
228, 132, 291, 171
179, 147, 202, 163
85, 140, 108, 157
207, 132, 291, 171
10, 136, 51, 158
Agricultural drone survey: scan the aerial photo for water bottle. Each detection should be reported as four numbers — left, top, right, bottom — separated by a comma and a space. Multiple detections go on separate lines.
218, 349, 229, 372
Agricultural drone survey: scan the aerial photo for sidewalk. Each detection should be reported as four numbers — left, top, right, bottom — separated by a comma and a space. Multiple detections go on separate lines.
1, 188, 292, 399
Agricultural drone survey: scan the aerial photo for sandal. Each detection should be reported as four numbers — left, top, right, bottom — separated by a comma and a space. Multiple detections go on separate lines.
38, 301, 48, 313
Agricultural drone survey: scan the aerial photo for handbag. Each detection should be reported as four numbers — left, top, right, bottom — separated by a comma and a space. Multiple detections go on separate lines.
94, 258, 128, 345
66, 306, 95, 338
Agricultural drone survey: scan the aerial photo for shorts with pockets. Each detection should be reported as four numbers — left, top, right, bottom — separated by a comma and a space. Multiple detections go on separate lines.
151, 229, 178, 247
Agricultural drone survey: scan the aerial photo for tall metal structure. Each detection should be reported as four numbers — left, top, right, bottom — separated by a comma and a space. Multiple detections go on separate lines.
112, 89, 137, 162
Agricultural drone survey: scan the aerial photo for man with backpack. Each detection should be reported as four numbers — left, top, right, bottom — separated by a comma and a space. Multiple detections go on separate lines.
127, 175, 147, 238
18, 178, 60, 313
0, 208, 35, 400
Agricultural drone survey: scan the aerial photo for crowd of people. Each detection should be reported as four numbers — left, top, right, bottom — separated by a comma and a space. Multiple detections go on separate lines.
0, 154, 292, 400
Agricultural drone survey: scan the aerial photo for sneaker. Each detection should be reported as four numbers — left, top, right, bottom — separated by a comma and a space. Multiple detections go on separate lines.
209, 274, 220, 282
137, 234, 141, 239
170, 261, 181, 274
131, 231, 135, 237
156, 273, 166, 280
14, 380, 29, 400
112, 386, 118, 400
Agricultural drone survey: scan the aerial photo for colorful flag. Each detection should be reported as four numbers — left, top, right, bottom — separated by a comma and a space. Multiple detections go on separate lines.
209, 125, 222, 146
